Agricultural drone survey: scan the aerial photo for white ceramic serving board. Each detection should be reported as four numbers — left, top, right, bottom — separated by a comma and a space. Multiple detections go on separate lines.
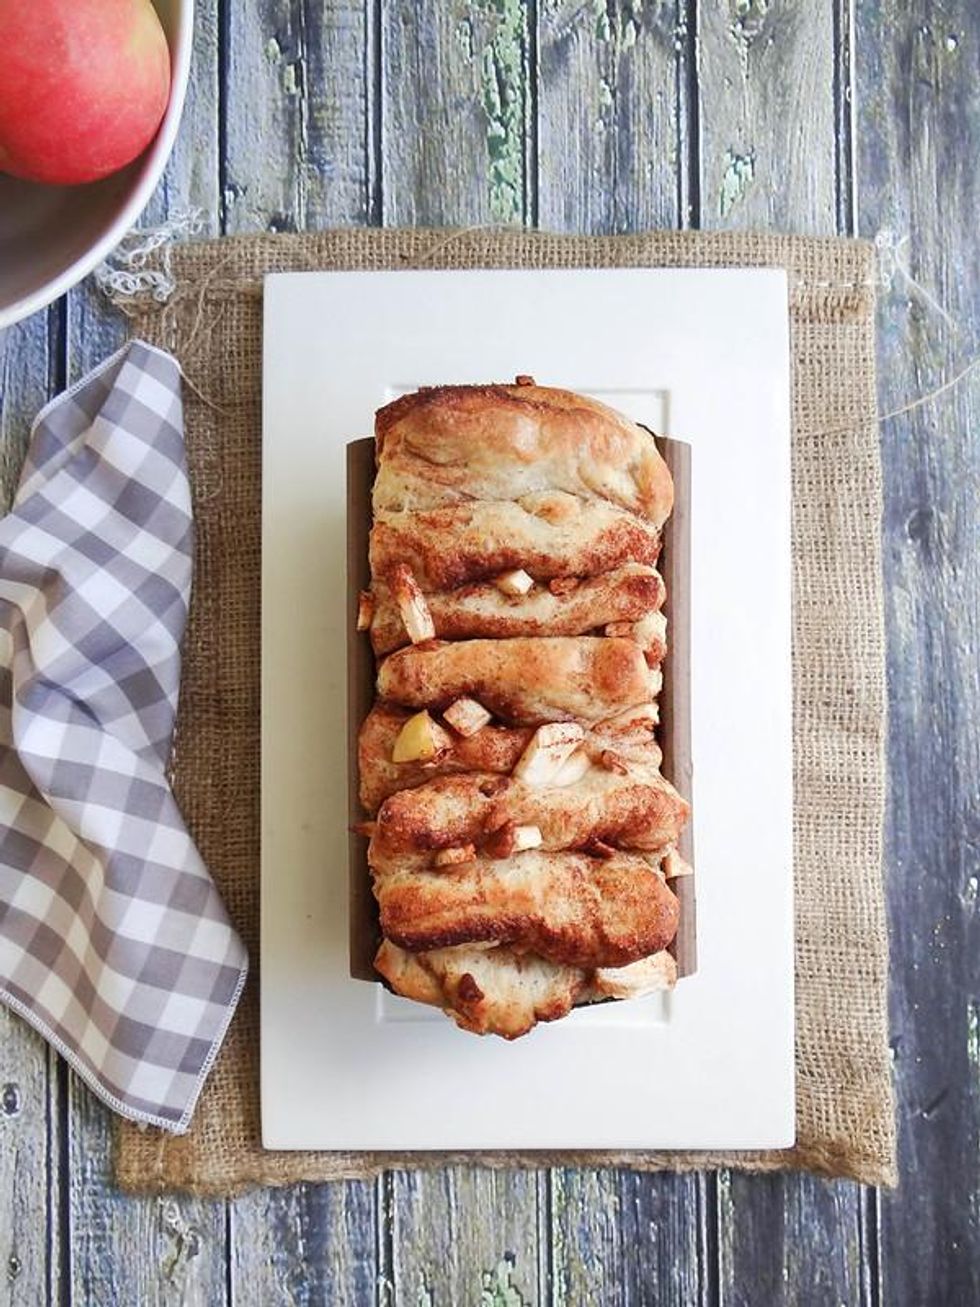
261, 268, 794, 1151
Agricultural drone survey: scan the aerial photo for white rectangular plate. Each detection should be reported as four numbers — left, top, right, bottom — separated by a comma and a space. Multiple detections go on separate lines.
261, 268, 794, 1151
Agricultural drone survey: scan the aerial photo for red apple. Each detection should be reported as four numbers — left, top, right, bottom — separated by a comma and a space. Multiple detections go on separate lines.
0, 0, 171, 185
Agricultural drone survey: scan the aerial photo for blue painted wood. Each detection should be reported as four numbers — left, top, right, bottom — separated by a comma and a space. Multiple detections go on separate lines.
857, 3, 980, 1304
0, 0, 975, 1301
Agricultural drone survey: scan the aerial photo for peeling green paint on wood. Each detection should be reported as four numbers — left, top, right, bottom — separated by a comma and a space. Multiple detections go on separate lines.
480, 1252, 528, 1306
389, 1169, 544, 1305
476, 0, 529, 223
700, 0, 837, 232
590, 0, 644, 49
730, 0, 772, 62
718, 147, 755, 216
382, 2, 532, 226
224, 0, 369, 232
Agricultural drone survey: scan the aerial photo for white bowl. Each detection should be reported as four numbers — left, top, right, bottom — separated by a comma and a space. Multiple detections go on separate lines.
0, 0, 193, 330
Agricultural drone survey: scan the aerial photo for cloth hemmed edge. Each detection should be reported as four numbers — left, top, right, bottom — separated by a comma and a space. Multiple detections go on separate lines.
0, 954, 249, 1135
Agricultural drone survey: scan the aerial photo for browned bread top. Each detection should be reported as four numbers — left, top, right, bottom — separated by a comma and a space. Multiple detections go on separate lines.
369, 494, 663, 592
373, 383, 673, 526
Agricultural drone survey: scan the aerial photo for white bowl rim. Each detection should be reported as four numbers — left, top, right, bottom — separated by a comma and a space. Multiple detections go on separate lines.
0, 0, 194, 330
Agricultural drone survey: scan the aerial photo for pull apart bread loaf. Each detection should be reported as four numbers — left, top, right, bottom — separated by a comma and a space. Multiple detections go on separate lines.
356, 379, 691, 1039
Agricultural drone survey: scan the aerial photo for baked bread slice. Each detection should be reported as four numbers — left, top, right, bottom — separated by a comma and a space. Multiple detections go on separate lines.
591, 951, 678, 1000
369, 562, 665, 655
374, 940, 678, 1038
370, 492, 662, 591
358, 703, 663, 813
369, 766, 688, 874
374, 849, 680, 969
374, 940, 588, 1039
377, 635, 659, 725
373, 383, 674, 524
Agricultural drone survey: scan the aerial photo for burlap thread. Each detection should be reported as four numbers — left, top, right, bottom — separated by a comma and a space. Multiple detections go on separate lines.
111, 228, 896, 1193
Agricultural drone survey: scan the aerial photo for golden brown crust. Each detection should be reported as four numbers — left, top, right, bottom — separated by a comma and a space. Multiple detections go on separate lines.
368, 766, 688, 872
374, 850, 680, 969
370, 494, 662, 591
357, 704, 663, 813
369, 563, 665, 655
373, 384, 673, 525
376, 636, 657, 725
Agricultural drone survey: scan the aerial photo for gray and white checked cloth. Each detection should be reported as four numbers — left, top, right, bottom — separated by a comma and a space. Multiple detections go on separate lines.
0, 340, 247, 1132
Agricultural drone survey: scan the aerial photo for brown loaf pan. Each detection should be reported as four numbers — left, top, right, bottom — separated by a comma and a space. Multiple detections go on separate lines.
346, 435, 695, 985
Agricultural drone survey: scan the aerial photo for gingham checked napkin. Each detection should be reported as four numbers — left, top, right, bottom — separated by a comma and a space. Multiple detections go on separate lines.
0, 340, 247, 1132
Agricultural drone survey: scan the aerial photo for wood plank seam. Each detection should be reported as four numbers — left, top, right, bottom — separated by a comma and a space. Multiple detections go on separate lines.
833, 0, 858, 237
526, 0, 540, 227
678, 0, 702, 229
377, 1171, 395, 1307
700, 1172, 720, 1307
51, 1057, 68, 1307
217, 0, 231, 233
367, 0, 384, 226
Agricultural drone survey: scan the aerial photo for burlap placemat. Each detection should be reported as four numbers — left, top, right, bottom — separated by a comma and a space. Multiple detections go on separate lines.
111, 228, 896, 1193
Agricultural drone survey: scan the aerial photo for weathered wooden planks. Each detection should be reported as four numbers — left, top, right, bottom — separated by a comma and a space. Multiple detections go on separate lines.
698, 0, 838, 232
856, 3, 980, 1304
549, 1169, 708, 1306
537, 0, 683, 232
224, 0, 370, 231
717, 1172, 871, 1307
67, 1082, 229, 1307
0, 313, 53, 503
229, 1180, 378, 1306
219, 5, 383, 1296
388, 1168, 546, 1305
382, 0, 533, 225
0, 0, 975, 1299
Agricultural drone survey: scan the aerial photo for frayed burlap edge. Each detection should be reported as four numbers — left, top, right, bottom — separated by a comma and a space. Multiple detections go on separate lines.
110, 228, 895, 1194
